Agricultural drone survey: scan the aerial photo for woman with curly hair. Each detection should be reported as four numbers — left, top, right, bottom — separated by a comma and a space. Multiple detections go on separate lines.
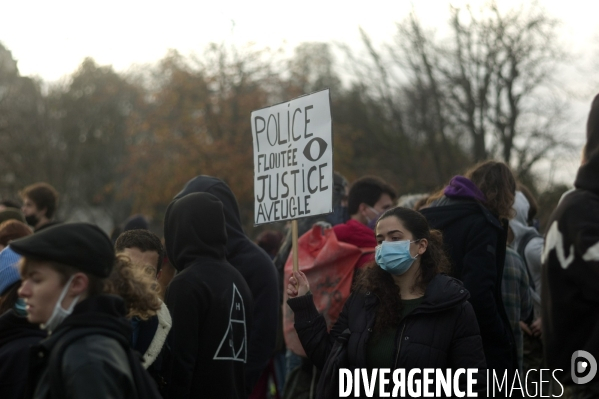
105, 254, 162, 321
287, 207, 486, 398
105, 253, 167, 394
420, 160, 517, 376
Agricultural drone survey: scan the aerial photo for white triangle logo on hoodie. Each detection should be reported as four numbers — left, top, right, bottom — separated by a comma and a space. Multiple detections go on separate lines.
213, 283, 247, 362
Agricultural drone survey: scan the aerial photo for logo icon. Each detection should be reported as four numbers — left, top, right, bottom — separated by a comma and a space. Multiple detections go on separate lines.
214, 283, 247, 362
571, 350, 597, 385
303, 137, 328, 162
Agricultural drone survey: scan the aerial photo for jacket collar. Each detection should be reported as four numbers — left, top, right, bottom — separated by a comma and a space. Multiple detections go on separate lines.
141, 300, 171, 368
411, 274, 469, 315
37, 294, 131, 351
0, 309, 46, 346
365, 274, 469, 316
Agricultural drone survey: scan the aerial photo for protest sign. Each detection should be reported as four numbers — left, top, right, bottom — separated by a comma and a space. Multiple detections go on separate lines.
251, 89, 332, 226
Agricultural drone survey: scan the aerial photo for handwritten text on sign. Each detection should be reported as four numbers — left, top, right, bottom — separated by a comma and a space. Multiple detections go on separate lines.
252, 89, 332, 225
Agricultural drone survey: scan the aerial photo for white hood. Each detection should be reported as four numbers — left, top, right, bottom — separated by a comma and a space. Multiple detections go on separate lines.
509, 191, 538, 249
142, 300, 172, 368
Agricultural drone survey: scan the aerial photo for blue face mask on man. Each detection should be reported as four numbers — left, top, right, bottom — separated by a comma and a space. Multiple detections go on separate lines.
375, 240, 419, 275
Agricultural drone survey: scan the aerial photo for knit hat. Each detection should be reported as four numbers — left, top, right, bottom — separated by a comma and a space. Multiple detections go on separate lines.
10, 223, 115, 277
0, 247, 22, 295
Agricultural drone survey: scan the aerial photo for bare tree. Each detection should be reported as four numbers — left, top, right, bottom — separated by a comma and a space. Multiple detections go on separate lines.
346, 1, 572, 181
0, 42, 57, 199
441, 2, 568, 168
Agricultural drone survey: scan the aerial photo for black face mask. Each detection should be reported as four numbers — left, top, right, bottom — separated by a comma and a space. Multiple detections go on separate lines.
25, 214, 39, 227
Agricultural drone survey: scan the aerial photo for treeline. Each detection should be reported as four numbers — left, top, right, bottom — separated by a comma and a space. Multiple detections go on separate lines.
0, 2, 574, 234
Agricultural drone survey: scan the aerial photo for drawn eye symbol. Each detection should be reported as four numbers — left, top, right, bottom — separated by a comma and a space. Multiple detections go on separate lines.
303, 137, 328, 162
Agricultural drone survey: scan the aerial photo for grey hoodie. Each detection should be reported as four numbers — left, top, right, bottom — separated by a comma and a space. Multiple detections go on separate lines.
509, 191, 543, 316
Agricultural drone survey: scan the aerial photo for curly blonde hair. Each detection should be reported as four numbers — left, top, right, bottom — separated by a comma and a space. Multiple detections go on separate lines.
105, 254, 162, 320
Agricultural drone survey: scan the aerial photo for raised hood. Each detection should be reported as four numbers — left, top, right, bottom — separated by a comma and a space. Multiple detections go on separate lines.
164, 192, 227, 271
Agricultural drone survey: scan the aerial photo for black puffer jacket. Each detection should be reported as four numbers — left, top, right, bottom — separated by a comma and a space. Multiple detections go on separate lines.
288, 274, 486, 397
420, 201, 516, 374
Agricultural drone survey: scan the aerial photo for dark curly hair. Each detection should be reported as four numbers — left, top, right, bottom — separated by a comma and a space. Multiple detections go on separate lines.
353, 207, 450, 332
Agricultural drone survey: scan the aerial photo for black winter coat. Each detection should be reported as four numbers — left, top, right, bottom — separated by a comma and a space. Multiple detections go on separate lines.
0, 310, 46, 399
25, 295, 137, 399
420, 201, 516, 373
288, 274, 486, 398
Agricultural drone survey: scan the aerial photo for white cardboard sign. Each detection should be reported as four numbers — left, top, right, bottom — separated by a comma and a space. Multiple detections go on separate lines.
251, 89, 332, 225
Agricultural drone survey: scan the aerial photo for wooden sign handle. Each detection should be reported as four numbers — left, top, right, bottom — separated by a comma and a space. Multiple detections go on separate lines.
292, 219, 299, 273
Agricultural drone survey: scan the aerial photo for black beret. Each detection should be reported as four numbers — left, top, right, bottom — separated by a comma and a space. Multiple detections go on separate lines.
10, 222, 115, 277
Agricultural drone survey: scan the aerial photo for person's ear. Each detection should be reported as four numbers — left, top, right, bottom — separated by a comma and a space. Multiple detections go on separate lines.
156, 269, 162, 280
70, 273, 89, 296
417, 238, 428, 256
358, 203, 369, 214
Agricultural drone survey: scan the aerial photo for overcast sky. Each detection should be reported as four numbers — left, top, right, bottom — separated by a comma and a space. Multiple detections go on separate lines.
2, 0, 597, 184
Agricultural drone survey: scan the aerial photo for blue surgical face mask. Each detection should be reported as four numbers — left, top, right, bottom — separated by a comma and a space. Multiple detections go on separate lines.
375, 240, 419, 275
14, 298, 28, 317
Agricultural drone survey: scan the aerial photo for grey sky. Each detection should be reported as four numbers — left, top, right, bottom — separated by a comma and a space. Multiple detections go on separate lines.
1, 0, 597, 184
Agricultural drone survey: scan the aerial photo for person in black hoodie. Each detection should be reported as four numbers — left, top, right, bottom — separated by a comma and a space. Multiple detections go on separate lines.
542, 94, 599, 397
175, 175, 278, 393
163, 192, 253, 398
420, 161, 517, 379
10, 223, 159, 399
287, 207, 486, 398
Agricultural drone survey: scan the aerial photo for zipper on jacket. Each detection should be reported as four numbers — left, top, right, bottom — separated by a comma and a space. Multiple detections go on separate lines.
393, 323, 407, 369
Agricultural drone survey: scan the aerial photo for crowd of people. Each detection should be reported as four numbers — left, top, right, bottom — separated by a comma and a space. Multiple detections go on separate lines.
0, 94, 597, 399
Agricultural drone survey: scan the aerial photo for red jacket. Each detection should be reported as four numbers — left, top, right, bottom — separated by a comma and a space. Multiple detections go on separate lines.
333, 219, 377, 268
